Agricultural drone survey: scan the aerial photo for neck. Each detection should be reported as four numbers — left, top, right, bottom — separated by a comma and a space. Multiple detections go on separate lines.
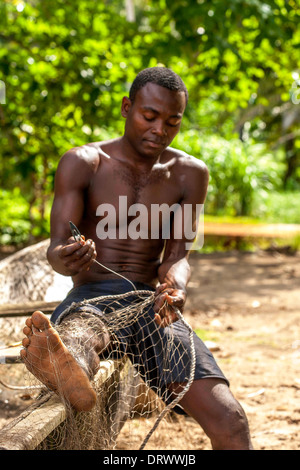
118, 136, 162, 169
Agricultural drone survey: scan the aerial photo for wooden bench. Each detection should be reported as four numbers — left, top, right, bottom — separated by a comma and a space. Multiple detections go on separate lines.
0, 357, 138, 450
0, 301, 60, 318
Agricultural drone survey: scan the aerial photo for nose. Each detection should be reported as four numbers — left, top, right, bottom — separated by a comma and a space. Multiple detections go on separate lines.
151, 120, 167, 136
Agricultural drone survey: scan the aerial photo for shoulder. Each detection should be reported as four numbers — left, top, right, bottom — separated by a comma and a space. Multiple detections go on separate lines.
166, 147, 209, 203
58, 143, 101, 173
167, 147, 209, 180
54, 143, 103, 191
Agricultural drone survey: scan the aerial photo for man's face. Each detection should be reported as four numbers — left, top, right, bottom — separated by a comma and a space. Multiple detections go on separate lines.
121, 83, 186, 158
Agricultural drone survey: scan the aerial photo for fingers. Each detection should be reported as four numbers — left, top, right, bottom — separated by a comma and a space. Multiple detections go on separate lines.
154, 296, 179, 328
60, 237, 85, 255
154, 284, 186, 328
154, 289, 185, 313
154, 291, 169, 312
69, 239, 96, 266
164, 292, 185, 308
155, 283, 168, 295
59, 238, 97, 273
154, 304, 179, 328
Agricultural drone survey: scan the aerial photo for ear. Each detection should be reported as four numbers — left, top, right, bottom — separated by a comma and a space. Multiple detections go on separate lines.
121, 96, 132, 118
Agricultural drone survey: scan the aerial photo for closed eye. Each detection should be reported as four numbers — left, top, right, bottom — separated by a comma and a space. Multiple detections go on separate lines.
144, 115, 155, 122
144, 116, 180, 127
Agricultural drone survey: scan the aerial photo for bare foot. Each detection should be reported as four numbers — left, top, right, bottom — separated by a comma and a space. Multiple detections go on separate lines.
20, 311, 97, 412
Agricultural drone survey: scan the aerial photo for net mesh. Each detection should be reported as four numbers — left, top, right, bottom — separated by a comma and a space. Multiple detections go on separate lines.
0, 290, 195, 451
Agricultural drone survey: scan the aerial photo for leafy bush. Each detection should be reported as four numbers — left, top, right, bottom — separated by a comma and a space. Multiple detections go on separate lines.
173, 131, 286, 216
252, 190, 300, 224
0, 189, 31, 245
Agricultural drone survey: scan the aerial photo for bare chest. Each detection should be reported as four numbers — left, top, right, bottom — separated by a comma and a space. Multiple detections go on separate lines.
87, 159, 182, 214
84, 159, 183, 242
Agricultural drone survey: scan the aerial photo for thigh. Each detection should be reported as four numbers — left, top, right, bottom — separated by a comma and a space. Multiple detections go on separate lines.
171, 378, 239, 429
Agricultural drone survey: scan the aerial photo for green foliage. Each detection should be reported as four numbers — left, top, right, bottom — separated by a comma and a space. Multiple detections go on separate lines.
0, 0, 299, 245
252, 190, 300, 224
0, 188, 31, 245
174, 131, 285, 216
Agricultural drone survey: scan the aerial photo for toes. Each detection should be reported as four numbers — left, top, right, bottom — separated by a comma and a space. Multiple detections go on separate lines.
22, 337, 30, 348
23, 326, 32, 337
20, 348, 27, 359
31, 311, 51, 331
25, 317, 32, 328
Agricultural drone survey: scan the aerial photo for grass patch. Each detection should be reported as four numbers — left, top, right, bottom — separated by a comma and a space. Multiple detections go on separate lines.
204, 214, 263, 225
194, 328, 220, 343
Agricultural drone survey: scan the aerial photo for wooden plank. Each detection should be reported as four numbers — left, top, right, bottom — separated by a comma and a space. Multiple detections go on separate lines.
0, 359, 123, 450
0, 343, 22, 364
204, 222, 300, 238
0, 394, 66, 450
0, 301, 59, 318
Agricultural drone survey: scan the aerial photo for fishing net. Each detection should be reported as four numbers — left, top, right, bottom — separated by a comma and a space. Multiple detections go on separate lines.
0, 241, 197, 450
0, 289, 195, 451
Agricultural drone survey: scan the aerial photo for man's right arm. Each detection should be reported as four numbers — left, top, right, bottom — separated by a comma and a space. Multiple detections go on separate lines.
47, 146, 99, 276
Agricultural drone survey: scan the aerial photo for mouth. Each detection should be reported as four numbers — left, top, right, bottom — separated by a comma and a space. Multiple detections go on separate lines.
144, 139, 165, 149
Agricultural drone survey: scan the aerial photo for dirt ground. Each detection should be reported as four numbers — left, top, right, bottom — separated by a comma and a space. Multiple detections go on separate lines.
1, 248, 300, 450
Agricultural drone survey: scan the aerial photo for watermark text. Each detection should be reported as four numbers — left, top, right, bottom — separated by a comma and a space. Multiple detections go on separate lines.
95, 196, 204, 250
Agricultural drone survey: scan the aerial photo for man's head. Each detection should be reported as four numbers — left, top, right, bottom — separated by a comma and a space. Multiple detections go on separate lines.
121, 68, 188, 159
129, 67, 188, 107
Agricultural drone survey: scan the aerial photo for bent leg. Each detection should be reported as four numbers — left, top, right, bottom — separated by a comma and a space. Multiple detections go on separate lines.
20, 310, 110, 412
170, 378, 253, 450
57, 310, 111, 379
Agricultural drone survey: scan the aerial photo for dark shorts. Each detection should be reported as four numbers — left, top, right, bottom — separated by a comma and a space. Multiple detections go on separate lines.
51, 280, 229, 414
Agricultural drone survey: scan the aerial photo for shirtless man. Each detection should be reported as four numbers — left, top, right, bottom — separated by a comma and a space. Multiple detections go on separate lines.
21, 67, 252, 450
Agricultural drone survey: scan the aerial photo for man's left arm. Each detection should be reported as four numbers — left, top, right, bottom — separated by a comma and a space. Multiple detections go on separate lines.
154, 157, 209, 327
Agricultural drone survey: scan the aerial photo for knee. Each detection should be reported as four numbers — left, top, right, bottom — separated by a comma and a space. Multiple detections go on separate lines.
210, 399, 252, 450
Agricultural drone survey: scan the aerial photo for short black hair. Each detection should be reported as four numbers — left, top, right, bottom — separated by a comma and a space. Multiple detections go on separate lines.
129, 67, 188, 105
